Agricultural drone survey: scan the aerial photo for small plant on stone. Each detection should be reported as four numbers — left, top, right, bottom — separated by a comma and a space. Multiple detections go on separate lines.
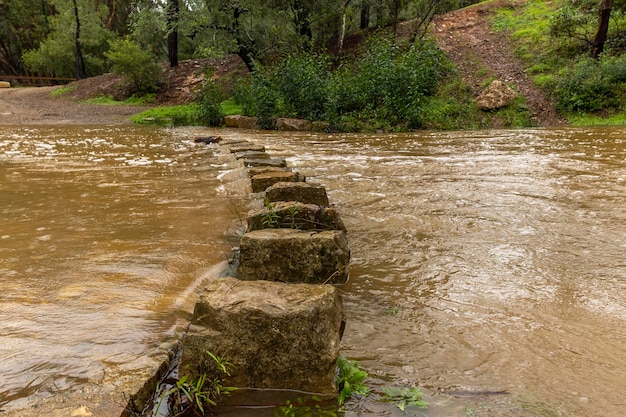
380, 386, 428, 412
155, 351, 236, 416
284, 206, 300, 229
261, 198, 280, 229
336, 357, 370, 406
274, 396, 338, 417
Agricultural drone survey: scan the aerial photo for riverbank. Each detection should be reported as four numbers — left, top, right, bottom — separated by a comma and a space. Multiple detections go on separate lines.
1, 0, 566, 130
0, 87, 150, 125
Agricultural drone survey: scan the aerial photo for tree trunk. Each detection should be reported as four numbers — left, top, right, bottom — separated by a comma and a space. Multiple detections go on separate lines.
410, 0, 438, 44
338, 0, 352, 54
72, 0, 86, 79
232, 7, 254, 71
167, 0, 179, 67
360, 0, 370, 29
391, 0, 401, 37
591, 0, 613, 59
292, 0, 313, 47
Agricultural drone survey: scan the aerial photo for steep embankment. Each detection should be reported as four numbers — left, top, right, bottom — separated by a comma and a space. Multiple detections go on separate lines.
432, 0, 565, 126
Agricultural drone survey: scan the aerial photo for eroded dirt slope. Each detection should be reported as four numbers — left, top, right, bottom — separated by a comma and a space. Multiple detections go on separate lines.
432, 0, 565, 126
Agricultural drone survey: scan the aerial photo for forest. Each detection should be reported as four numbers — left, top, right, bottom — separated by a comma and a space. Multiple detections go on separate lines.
0, 0, 470, 78
3, 0, 626, 130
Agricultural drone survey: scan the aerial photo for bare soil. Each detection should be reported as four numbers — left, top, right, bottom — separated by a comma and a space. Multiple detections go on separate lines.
431, 0, 566, 126
0, 55, 248, 126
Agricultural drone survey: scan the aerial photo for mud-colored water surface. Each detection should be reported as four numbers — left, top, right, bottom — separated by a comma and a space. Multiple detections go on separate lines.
249, 127, 626, 417
0, 126, 242, 415
1, 126, 625, 417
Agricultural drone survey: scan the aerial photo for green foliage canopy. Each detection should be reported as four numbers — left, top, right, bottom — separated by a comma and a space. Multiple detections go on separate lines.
22, 0, 114, 77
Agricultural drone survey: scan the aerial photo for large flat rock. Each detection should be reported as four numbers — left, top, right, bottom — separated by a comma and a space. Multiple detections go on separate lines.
243, 158, 287, 168
180, 277, 344, 395
237, 229, 350, 285
250, 171, 305, 193
247, 201, 346, 232
265, 182, 330, 206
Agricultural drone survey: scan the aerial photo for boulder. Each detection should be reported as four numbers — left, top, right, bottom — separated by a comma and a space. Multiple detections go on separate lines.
251, 171, 305, 193
180, 277, 344, 395
311, 121, 331, 132
224, 115, 258, 129
476, 80, 518, 110
220, 139, 251, 146
243, 158, 287, 168
247, 201, 346, 232
229, 144, 266, 153
194, 136, 222, 144
0, 81, 10, 88
276, 118, 312, 131
247, 166, 290, 178
234, 150, 269, 160
237, 229, 350, 284
266, 182, 330, 206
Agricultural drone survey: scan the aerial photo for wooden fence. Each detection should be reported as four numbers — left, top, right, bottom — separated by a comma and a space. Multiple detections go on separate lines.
0, 75, 77, 86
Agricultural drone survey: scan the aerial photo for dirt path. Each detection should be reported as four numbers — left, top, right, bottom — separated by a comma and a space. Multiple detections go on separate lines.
432, 0, 565, 126
0, 86, 150, 125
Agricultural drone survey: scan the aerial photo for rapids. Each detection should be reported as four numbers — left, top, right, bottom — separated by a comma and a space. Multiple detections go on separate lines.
1, 125, 625, 416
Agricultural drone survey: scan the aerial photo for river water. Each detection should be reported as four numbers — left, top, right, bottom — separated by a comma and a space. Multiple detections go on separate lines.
0, 125, 625, 417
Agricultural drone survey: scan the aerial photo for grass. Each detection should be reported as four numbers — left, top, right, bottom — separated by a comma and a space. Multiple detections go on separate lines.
220, 98, 242, 116
490, 0, 563, 70
130, 100, 243, 126
84, 94, 156, 105
48, 85, 76, 96
130, 104, 198, 125
567, 112, 626, 126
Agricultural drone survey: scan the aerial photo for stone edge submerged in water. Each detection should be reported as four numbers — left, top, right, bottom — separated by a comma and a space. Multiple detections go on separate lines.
180, 277, 343, 395
121, 136, 349, 415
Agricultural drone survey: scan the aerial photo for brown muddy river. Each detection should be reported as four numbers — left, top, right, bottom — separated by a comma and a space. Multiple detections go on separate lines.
1, 126, 625, 417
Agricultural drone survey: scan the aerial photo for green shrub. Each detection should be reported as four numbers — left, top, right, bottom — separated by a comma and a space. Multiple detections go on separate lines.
325, 38, 450, 130
497, 97, 534, 127
104, 38, 163, 94
233, 73, 277, 129
600, 54, 626, 83
272, 53, 331, 120
555, 58, 621, 113
195, 78, 225, 126
232, 39, 449, 131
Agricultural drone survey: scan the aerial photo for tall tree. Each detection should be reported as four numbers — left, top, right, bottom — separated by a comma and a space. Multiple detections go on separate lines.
338, 0, 353, 53
292, 0, 313, 42
167, 0, 179, 66
590, 0, 613, 58
360, 0, 371, 29
22, 0, 115, 78
72, 0, 87, 78
0, 0, 52, 75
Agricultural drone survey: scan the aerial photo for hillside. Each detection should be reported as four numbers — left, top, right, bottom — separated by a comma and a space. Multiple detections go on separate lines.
0, 0, 565, 127
431, 0, 565, 126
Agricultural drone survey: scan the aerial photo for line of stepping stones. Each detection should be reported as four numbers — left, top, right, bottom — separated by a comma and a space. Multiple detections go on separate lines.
178, 137, 350, 398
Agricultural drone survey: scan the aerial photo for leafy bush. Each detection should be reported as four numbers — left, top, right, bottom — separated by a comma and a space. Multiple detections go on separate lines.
233, 72, 278, 129
272, 53, 331, 120
336, 357, 370, 406
195, 77, 225, 126
104, 38, 163, 94
600, 54, 626, 83
555, 57, 623, 113
232, 38, 449, 131
380, 386, 428, 412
